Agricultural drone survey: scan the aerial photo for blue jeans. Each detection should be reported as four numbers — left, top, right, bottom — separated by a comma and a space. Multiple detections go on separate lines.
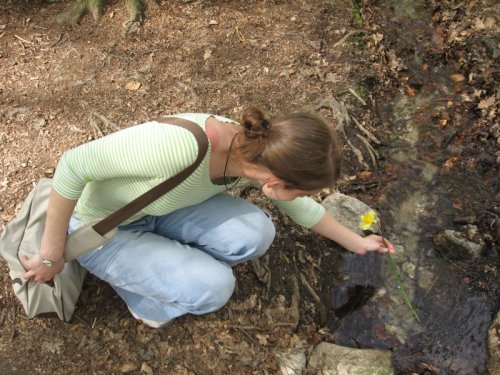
71, 193, 275, 324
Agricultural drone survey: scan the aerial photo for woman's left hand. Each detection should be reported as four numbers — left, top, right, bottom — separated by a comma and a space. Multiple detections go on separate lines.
354, 234, 395, 255
311, 212, 395, 256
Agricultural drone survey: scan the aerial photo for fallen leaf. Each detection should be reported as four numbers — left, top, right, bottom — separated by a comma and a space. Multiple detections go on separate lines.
372, 33, 384, 44
478, 95, 496, 109
404, 83, 416, 96
358, 170, 373, 181
141, 362, 153, 375
442, 157, 460, 172
41, 339, 64, 354
431, 25, 445, 48
125, 81, 141, 91
484, 17, 496, 28
453, 198, 463, 210
474, 17, 496, 30
450, 73, 465, 82
203, 49, 212, 60
324, 72, 341, 83
121, 363, 137, 373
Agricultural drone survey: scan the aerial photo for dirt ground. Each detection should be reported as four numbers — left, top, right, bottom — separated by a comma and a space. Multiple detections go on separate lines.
0, 0, 498, 374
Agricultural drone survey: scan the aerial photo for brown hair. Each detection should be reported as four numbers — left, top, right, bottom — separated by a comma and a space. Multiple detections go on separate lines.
237, 106, 342, 191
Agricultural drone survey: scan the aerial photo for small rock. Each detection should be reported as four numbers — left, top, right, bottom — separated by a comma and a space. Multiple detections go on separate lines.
32, 117, 46, 129
43, 168, 54, 177
402, 262, 416, 279
325, 72, 342, 83
433, 229, 483, 261
308, 40, 322, 51
275, 348, 306, 375
203, 49, 212, 60
308, 342, 393, 374
125, 81, 141, 91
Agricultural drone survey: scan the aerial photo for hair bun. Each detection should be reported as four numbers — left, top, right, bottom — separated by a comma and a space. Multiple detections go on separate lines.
241, 106, 271, 138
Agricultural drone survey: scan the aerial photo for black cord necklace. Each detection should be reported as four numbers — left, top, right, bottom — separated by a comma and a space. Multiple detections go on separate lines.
223, 131, 241, 193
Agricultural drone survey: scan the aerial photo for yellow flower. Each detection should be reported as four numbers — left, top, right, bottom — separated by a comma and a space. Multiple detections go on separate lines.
359, 210, 378, 231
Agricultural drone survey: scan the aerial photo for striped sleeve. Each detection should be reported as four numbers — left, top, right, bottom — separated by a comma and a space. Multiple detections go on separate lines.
52, 122, 198, 200
273, 197, 325, 228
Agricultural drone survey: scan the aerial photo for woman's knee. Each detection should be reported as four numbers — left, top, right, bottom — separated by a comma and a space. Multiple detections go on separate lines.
182, 264, 236, 313
221, 209, 276, 261
245, 210, 276, 256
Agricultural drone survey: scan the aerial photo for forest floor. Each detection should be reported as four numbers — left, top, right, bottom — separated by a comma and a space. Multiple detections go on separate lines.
0, 0, 498, 374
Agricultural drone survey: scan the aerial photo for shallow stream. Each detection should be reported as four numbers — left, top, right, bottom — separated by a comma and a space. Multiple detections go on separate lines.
321, 1, 498, 374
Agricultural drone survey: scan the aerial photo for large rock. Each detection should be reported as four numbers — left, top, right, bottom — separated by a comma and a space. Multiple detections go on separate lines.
322, 192, 374, 235
308, 342, 393, 375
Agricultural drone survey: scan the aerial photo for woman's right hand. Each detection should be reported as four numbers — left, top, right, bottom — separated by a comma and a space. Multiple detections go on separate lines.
21, 253, 64, 283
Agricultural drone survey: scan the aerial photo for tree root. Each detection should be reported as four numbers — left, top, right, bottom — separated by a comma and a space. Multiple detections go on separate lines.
57, 0, 159, 29
312, 95, 381, 172
57, 0, 104, 24
89, 112, 120, 138
123, 0, 158, 32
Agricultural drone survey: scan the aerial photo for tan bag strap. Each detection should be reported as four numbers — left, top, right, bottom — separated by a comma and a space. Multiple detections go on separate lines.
92, 117, 209, 236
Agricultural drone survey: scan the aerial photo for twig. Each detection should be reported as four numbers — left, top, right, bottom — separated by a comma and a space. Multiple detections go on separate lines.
176, 80, 200, 103
274, 322, 298, 327
232, 326, 275, 357
235, 26, 245, 43
11, 179, 29, 188
227, 325, 264, 331
356, 133, 378, 170
93, 112, 121, 132
50, 34, 64, 48
346, 137, 369, 170
89, 115, 104, 138
14, 34, 34, 44
290, 275, 300, 327
351, 116, 381, 144
300, 272, 329, 324
333, 30, 367, 48
299, 273, 320, 302
348, 87, 367, 106
313, 96, 350, 130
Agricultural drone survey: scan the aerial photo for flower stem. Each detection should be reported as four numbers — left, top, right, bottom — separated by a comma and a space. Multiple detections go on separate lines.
381, 234, 421, 322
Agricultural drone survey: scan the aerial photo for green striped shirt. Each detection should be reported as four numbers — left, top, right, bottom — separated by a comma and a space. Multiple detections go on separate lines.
53, 113, 325, 228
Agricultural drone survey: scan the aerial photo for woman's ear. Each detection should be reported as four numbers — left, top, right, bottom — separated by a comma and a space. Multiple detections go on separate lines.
262, 177, 285, 190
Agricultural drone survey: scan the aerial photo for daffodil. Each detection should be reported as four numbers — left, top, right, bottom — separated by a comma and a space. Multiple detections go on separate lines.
359, 210, 378, 231
358, 209, 420, 322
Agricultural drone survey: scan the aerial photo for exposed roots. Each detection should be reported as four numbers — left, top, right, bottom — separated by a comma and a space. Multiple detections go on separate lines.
123, 0, 159, 32
57, 0, 104, 24
57, 0, 159, 29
